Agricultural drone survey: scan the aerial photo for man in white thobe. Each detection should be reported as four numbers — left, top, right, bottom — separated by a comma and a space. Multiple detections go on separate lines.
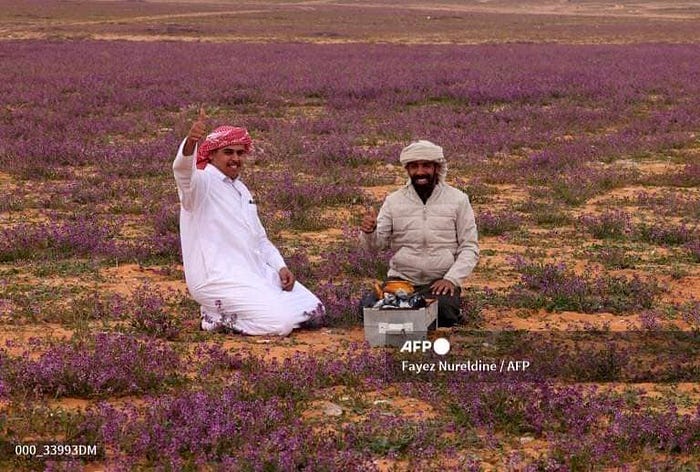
173, 109, 324, 335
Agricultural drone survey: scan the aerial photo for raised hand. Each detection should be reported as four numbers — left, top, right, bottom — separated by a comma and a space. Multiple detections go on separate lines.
189, 107, 208, 141
184, 107, 208, 155
360, 206, 377, 234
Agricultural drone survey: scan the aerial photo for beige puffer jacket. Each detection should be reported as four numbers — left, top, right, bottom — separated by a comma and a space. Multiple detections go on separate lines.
361, 182, 479, 287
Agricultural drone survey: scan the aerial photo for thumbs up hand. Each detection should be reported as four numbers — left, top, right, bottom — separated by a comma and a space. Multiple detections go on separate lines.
183, 107, 208, 156
187, 107, 208, 144
360, 206, 378, 234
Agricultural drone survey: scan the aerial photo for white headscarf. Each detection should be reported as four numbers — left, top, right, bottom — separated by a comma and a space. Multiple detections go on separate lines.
399, 140, 447, 182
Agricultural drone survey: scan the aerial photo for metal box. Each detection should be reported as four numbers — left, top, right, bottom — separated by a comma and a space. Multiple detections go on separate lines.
363, 300, 438, 347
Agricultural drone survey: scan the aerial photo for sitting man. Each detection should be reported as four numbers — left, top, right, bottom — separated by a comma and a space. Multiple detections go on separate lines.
173, 108, 324, 335
360, 140, 479, 327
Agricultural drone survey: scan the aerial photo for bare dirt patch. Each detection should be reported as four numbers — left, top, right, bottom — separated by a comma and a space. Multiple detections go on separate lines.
218, 326, 367, 361
100, 264, 187, 296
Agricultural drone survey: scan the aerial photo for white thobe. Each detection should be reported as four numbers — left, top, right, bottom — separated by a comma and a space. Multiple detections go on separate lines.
173, 140, 323, 336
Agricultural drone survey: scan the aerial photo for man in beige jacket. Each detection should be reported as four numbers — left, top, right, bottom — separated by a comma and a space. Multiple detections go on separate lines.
360, 140, 479, 326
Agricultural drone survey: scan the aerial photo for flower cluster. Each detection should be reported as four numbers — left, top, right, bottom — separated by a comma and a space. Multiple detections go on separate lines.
506, 257, 660, 313
1, 333, 182, 398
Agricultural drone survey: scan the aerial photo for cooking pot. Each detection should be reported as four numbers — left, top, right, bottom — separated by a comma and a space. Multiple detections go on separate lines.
382, 280, 415, 295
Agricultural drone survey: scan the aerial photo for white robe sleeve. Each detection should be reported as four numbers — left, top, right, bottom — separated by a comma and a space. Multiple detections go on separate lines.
173, 138, 206, 211
261, 241, 286, 273
238, 182, 286, 272
257, 223, 286, 272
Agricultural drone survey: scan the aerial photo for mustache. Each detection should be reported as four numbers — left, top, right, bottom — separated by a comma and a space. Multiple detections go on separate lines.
411, 174, 436, 185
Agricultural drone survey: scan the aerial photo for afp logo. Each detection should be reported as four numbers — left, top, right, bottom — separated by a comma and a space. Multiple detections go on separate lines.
399, 337, 450, 356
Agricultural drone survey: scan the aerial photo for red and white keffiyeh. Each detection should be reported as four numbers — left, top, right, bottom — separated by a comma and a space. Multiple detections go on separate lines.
196, 126, 253, 169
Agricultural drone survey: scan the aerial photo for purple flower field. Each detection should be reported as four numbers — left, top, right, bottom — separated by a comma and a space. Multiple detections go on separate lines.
1, 1, 700, 469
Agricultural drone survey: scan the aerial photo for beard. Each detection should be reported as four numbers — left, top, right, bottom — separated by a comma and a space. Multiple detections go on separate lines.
410, 173, 437, 203
410, 173, 437, 190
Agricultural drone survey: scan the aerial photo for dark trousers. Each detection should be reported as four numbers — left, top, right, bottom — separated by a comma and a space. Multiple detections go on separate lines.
414, 283, 462, 327
359, 279, 462, 328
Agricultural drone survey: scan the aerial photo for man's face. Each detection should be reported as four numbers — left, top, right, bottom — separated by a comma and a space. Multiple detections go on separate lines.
406, 160, 438, 189
209, 144, 248, 180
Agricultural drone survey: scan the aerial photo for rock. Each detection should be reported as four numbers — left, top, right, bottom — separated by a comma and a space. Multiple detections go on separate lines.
322, 402, 343, 416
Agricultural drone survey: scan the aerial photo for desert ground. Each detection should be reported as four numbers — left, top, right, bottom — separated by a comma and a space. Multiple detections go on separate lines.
1, 1, 699, 470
